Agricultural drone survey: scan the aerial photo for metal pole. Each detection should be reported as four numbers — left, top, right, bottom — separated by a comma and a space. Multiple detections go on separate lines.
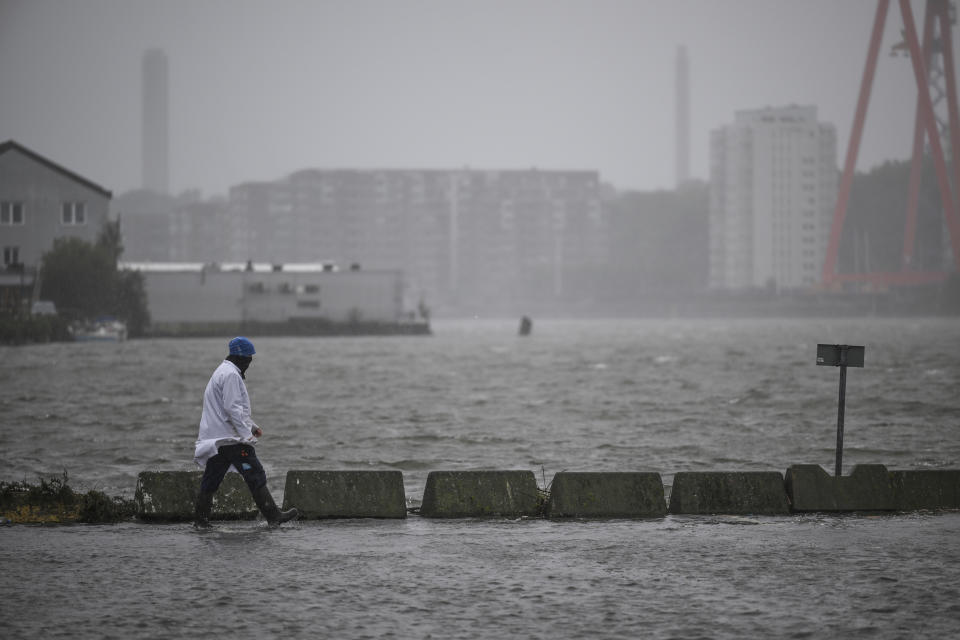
822, 0, 889, 285
902, 0, 935, 268
835, 363, 847, 477
900, 0, 960, 269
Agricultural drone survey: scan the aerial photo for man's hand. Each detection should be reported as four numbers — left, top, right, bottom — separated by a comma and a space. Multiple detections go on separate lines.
252, 426, 263, 438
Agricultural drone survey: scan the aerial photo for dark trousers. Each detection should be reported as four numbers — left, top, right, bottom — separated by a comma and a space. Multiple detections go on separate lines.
200, 443, 267, 494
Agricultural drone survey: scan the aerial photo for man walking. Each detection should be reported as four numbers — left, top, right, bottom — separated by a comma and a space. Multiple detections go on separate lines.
193, 336, 298, 527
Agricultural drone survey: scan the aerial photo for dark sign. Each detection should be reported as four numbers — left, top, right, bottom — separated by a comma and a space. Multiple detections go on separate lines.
816, 344, 865, 368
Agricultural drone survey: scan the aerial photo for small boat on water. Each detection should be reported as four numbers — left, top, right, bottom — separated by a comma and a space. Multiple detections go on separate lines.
71, 317, 128, 342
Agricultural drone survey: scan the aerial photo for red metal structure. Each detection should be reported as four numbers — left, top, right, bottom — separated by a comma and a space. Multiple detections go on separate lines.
823, 0, 960, 288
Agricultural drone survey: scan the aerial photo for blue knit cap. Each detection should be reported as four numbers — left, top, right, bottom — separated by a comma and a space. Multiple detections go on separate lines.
228, 336, 256, 356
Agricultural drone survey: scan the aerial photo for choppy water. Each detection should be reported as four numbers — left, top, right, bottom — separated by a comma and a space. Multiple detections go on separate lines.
2, 317, 960, 638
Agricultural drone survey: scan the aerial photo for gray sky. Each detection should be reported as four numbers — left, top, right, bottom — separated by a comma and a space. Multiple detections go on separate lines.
0, 0, 938, 197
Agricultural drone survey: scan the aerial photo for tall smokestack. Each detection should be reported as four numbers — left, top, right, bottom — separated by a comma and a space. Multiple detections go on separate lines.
142, 48, 169, 194
675, 45, 690, 188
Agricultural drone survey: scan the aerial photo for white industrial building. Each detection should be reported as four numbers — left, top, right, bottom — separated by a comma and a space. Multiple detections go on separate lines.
124, 262, 423, 335
708, 105, 838, 291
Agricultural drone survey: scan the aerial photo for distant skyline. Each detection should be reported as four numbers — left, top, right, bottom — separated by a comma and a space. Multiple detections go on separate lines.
0, 0, 946, 198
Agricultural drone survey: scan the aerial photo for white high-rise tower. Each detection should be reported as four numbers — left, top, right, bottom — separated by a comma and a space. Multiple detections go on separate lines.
708, 105, 837, 291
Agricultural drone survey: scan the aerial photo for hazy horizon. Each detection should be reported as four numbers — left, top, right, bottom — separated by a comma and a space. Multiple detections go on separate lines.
0, 0, 938, 198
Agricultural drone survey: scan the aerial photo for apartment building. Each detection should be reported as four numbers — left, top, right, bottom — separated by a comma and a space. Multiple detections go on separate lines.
226, 168, 605, 311
709, 106, 837, 290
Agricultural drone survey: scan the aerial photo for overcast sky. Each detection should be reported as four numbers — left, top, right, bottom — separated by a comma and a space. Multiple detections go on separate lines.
0, 0, 942, 198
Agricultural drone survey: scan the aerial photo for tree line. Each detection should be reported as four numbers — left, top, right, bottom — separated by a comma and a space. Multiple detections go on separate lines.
1, 221, 150, 344
39, 220, 150, 337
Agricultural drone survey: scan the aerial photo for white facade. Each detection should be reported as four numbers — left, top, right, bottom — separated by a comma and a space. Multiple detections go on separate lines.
709, 106, 837, 290
127, 263, 406, 328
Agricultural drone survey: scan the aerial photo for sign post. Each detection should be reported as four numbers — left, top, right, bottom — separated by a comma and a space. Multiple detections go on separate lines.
816, 344, 865, 477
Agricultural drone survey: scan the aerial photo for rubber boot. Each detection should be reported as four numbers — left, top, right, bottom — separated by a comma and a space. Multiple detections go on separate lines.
251, 485, 298, 525
193, 490, 214, 528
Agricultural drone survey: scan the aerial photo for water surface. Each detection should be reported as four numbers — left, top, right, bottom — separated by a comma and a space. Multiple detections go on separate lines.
2, 318, 958, 638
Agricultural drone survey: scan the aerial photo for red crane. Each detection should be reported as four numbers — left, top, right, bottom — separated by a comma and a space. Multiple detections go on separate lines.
823, 0, 960, 288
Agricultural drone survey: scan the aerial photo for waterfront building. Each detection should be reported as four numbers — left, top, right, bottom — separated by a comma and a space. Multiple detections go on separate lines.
708, 105, 837, 290
225, 168, 605, 312
113, 189, 176, 262
125, 262, 418, 332
0, 140, 112, 271
113, 189, 228, 263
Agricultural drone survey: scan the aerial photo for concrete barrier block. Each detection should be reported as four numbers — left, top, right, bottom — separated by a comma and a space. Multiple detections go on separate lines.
785, 464, 894, 512
889, 470, 960, 511
282, 470, 407, 519
135, 471, 258, 521
668, 471, 789, 515
420, 470, 540, 518
546, 472, 666, 518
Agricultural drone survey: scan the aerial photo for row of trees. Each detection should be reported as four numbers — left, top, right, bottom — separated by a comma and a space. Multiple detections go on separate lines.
563, 156, 957, 313
842, 156, 948, 273
39, 221, 150, 337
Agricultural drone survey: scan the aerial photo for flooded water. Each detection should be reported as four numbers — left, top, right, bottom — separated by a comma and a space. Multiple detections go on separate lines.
2, 317, 959, 638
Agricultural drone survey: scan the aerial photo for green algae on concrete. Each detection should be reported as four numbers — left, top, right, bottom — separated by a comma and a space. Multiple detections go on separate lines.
134, 471, 258, 522
669, 471, 790, 515
785, 464, 894, 512
282, 470, 407, 519
547, 472, 666, 518
420, 470, 540, 518
889, 470, 960, 511
0, 474, 136, 524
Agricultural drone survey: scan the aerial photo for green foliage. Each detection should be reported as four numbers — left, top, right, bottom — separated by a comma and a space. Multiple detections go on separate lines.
115, 269, 150, 337
0, 472, 137, 523
0, 314, 72, 345
78, 490, 137, 523
0, 471, 75, 508
943, 273, 960, 312
39, 236, 115, 320
39, 221, 150, 337
97, 218, 124, 264
843, 157, 946, 273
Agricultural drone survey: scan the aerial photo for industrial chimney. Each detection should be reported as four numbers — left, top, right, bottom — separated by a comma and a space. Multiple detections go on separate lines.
142, 48, 169, 195
675, 45, 690, 188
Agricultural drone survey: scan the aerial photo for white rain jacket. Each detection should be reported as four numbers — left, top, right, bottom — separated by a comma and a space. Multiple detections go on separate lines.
193, 360, 260, 468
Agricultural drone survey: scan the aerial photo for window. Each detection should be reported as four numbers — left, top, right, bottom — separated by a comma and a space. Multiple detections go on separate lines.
297, 300, 320, 309
61, 202, 86, 225
1, 202, 25, 225
3, 246, 19, 266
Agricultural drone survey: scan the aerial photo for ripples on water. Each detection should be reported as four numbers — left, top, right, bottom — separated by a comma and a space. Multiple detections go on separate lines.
3, 514, 960, 639
2, 318, 958, 498
2, 318, 959, 638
